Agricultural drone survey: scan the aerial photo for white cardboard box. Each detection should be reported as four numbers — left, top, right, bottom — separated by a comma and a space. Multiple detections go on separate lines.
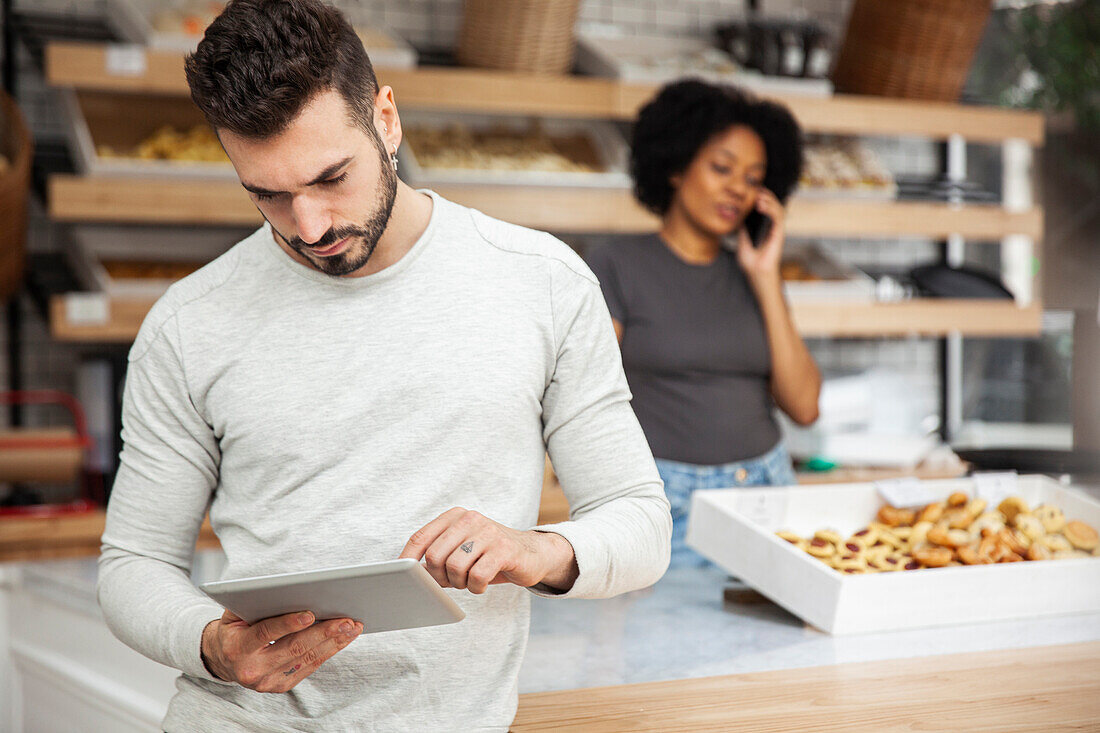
688, 475, 1100, 635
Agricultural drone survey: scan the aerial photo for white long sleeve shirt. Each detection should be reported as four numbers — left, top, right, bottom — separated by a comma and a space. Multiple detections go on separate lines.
98, 191, 671, 732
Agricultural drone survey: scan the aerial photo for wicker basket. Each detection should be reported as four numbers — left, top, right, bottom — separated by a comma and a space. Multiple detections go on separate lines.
831, 0, 992, 102
457, 0, 582, 75
0, 91, 32, 302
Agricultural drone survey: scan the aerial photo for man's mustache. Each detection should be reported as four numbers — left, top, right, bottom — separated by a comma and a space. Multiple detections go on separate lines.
290, 226, 367, 250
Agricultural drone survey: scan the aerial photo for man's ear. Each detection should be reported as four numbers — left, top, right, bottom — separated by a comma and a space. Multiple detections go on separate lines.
374, 85, 401, 150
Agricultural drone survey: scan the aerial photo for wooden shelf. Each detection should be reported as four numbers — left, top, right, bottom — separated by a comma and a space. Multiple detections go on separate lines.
45, 41, 1044, 144
49, 175, 1043, 239
49, 294, 1043, 344
793, 299, 1042, 338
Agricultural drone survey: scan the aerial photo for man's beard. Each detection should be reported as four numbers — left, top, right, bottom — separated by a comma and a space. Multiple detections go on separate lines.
271, 135, 399, 277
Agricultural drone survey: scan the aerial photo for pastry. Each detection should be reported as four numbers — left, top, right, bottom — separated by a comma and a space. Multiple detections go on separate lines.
1064, 520, 1099, 551
850, 526, 879, 546
997, 496, 1029, 523
926, 525, 951, 547
876, 530, 904, 549
909, 520, 933, 548
806, 537, 835, 558
1032, 504, 1066, 533
947, 491, 969, 508
1040, 534, 1073, 553
969, 512, 1006, 538
944, 529, 972, 548
997, 528, 1030, 555
1012, 513, 1044, 542
965, 498, 988, 518
1026, 543, 1053, 561
776, 531, 803, 544
881, 554, 906, 571
945, 508, 975, 530
977, 535, 1000, 562
926, 525, 969, 548
913, 546, 953, 568
877, 505, 915, 527
957, 545, 987, 565
836, 556, 868, 572
917, 502, 944, 524
890, 526, 913, 541
865, 544, 891, 562
814, 529, 843, 545
841, 537, 868, 555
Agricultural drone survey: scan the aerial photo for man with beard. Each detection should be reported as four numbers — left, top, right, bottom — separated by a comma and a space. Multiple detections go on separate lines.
95, 0, 671, 731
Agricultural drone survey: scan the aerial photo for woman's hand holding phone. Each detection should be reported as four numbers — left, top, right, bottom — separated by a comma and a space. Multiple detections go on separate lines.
736, 187, 786, 287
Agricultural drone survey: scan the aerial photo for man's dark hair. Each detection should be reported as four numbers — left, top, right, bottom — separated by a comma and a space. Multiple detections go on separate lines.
184, 0, 379, 138
630, 79, 803, 243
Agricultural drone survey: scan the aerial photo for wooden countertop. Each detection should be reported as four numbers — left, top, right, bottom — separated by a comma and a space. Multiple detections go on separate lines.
512, 641, 1100, 731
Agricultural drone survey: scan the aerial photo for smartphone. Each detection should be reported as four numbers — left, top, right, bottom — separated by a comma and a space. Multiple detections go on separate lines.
745, 210, 773, 248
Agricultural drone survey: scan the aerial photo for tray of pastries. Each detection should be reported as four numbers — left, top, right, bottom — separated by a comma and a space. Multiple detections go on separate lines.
689, 475, 1100, 634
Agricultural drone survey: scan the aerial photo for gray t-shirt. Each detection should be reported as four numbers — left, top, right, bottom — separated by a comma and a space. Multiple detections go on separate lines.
587, 234, 779, 465
98, 192, 671, 732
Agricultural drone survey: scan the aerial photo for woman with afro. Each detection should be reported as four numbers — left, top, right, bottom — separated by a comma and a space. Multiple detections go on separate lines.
587, 79, 821, 568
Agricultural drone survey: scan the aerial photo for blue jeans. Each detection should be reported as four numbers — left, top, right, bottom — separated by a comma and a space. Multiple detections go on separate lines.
656, 441, 797, 569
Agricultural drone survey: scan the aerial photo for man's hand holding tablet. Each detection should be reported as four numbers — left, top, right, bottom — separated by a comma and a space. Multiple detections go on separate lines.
201, 610, 362, 692
400, 507, 579, 593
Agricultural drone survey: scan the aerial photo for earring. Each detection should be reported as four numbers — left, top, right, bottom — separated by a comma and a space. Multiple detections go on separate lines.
391, 144, 399, 172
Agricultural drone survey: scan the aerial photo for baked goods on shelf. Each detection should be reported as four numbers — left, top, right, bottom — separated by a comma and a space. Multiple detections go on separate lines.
800, 138, 895, 197
97, 124, 228, 164
402, 122, 603, 173
776, 494, 1100, 573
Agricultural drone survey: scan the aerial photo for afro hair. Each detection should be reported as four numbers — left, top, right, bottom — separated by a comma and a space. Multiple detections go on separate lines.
630, 78, 804, 243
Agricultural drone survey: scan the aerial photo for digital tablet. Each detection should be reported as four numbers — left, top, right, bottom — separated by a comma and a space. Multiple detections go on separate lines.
199, 558, 465, 633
